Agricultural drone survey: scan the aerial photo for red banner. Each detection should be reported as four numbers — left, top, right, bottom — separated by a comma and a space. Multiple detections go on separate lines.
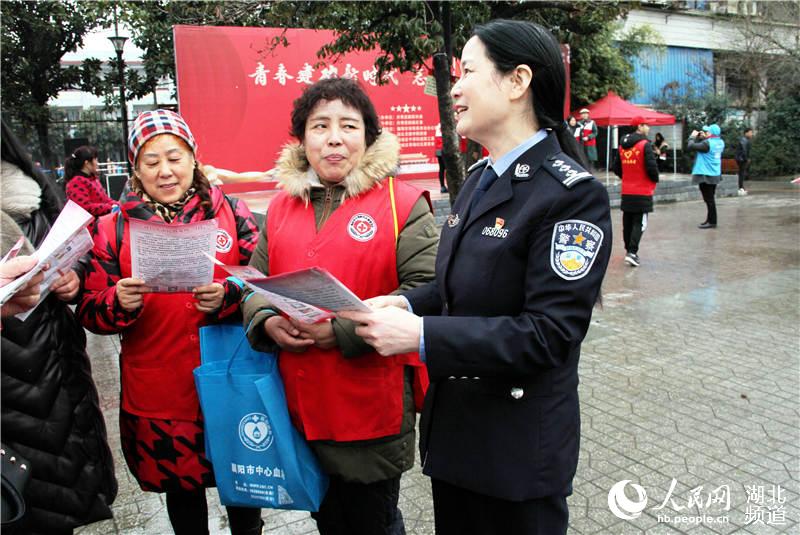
174, 26, 440, 177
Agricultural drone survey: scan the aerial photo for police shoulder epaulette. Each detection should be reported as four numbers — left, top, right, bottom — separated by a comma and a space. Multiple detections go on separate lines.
544, 153, 594, 189
467, 156, 490, 174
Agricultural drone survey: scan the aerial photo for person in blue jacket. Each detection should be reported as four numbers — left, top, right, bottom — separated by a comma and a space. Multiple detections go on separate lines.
688, 124, 725, 229
340, 19, 612, 535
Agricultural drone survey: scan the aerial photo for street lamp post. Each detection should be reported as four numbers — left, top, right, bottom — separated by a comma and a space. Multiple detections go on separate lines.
108, 33, 130, 176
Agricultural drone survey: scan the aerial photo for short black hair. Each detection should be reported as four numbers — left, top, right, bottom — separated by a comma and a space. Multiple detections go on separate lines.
290, 78, 381, 147
744, 127, 753, 134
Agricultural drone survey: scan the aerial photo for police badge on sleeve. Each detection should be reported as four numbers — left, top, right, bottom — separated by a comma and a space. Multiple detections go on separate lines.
550, 219, 604, 280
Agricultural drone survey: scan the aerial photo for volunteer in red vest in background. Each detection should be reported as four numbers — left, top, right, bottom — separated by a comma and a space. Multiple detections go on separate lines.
434, 123, 448, 193
242, 78, 437, 535
579, 108, 598, 170
613, 116, 659, 267
78, 110, 262, 535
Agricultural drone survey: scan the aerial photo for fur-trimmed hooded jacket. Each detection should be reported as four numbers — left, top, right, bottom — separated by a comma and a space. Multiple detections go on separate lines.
242, 131, 439, 483
275, 129, 405, 200
244, 131, 438, 357
1, 161, 117, 534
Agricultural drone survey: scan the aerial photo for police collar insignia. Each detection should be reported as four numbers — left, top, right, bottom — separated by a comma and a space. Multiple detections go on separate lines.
514, 163, 530, 178
550, 219, 604, 280
447, 213, 460, 228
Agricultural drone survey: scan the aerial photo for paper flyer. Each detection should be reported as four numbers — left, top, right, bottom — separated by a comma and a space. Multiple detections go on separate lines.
130, 218, 217, 292
0, 200, 94, 319
209, 257, 367, 324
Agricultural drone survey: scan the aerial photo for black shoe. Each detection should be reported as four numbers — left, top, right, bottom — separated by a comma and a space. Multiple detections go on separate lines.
698, 222, 717, 229
440, 187, 448, 193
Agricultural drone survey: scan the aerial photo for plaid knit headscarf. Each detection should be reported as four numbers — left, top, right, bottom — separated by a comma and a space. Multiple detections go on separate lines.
128, 109, 197, 165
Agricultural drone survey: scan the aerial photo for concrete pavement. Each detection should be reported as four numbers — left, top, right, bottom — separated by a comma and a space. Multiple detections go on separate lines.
76, 182, 800, 534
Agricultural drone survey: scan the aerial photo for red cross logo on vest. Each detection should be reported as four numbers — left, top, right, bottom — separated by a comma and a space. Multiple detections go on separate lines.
348, 213, 378, 242
216, 229, 233, 252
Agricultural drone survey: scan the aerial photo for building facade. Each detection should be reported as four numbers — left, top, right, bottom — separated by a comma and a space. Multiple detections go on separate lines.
621, 1, 799, 123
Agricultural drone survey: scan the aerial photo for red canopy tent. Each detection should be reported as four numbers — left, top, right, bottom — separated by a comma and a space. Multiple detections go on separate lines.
570, 91, 676, 126
571, 91, 677, 174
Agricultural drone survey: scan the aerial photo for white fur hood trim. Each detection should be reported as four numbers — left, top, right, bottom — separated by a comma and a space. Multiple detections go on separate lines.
1, 161, 42, 219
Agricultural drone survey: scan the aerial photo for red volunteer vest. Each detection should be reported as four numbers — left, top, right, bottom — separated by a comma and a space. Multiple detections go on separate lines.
619, 139, 656, 197
107, 200, 240, 420
582, 120, 597, 146
268, 180, 427, 442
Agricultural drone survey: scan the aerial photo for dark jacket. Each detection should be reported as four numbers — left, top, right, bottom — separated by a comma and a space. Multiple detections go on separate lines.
1, 158, 117, 534
735, 136, 751, 163
405, 132, 612, 501
613, 132, 659, 212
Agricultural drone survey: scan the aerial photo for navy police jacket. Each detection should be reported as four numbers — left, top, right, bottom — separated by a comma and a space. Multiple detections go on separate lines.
404, 132, 612, 501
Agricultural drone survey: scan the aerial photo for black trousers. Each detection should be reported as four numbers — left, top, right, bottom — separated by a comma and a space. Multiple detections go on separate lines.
436, 154, 446, 188
310, 475, 405, 535
432, 479, 569, 535
165, 490, 263, 535
622, 211, 647, 255
738, 160, 749, 189
699, 182, 718, 224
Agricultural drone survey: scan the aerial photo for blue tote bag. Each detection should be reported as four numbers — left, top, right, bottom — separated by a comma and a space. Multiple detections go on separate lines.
194, 324, 328, 511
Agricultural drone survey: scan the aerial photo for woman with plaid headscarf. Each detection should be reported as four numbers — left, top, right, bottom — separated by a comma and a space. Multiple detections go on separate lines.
77, 110, 263, 535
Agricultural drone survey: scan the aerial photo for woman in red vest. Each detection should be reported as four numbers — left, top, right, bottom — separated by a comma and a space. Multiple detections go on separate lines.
242, 78, 437, 535
579, 108, 598, 168
612, 116, 660, 267
77, 110, 263, 535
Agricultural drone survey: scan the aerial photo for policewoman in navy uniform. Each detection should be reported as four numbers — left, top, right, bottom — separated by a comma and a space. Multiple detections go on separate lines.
340, 19, 612, 534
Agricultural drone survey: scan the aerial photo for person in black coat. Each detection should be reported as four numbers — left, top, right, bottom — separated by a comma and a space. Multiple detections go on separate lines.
341, 20, 611, 535
735, 127, 753, 195
1, 120, 117, 534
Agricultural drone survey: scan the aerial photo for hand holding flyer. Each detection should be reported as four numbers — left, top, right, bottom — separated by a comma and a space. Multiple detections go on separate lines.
0, 201, 94, 320
209, 256, 368, 324
247, 268, 371, 314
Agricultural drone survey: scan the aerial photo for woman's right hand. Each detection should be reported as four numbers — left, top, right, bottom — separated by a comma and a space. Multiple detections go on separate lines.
115, 278, 149, 312
264, 315, 315, 353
